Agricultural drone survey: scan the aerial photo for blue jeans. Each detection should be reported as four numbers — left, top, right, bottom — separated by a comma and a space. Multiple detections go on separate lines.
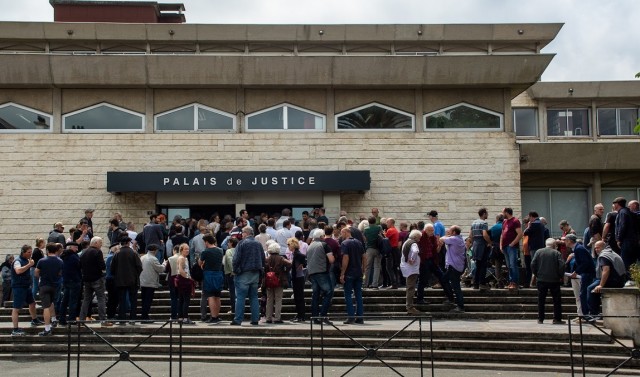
445, 266, 464, 309
60, 281, 81, 322
309, 273, 334, 318
579, 273, 595, 315
586, 279, 601, 315
505, 246, 520, 284
343, 276, 363, 320
234, 270, 260, 324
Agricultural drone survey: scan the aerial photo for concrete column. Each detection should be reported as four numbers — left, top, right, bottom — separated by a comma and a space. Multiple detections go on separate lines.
415, 88, 423, 132
503, 89, 513, 133
591, 100, 598, 141
237, 88, 245, 133
322, 191, 341, 223
52, 88, 62, 132
145, 88, 153, 133
326, 88, 335, 133
539, 101, 547, 142
593, 172, 602, 206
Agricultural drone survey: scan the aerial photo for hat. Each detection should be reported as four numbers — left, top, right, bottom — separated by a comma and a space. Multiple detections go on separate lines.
109, 242, 120, 249
267, 242, 281, 254
65, 242, 79, 248
612, 197, 627, 206
119, 236, 132, 245
565, 234, 578, 242
427, 210, 438, 218
85, 209, 94, 213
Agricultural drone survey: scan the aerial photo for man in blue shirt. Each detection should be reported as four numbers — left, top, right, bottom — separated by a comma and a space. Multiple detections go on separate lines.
428, 210, 446, 270
565, 234, 595, 316
489, 214, 505, 288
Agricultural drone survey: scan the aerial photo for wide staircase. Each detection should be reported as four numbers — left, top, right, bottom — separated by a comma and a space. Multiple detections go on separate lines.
1, 287, 638, 375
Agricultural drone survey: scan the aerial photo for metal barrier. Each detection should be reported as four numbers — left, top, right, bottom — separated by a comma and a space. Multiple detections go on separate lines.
310, 315, 434, 377
66, 319, 184, 377
568, 314, 640, 377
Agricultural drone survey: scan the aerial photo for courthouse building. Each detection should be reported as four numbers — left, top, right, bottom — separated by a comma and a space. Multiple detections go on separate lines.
0, 0, 638, 253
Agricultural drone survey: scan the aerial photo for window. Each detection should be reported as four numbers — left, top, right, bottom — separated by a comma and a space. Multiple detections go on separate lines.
521, 189, 589, 238
513, 108, 538, 137
425, 103, 503, 131
63, 103, 144, 132
0, 103, 52, 132
336, 103, 414, 131
155, 104, 235, 132
547, 109, 590, 136
597, 108, 638, 136
245, 104, 324, 132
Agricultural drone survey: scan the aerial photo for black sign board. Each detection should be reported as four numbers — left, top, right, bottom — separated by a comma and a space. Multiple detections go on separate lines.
107, 171, 370, 192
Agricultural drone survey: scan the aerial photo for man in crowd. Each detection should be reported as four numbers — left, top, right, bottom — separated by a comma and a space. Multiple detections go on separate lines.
34, 243, 64, 336
489, 214, 505, 288
47, 222, 66, 245
79, 237, 111, 326
363, 216, 382, 289
143, 214, 165, 264
111, 236, 142, 325
524, 211, 546, 288
586, 241, 628, 321
531, 238, 565, 324
10, 245, 43, 336
231, 226, 265, 326
439, 226, 466, 313
417, 223, 452, 305
340, 227, 366, 324
59, 242, 81, 325
81, 209, 95, 239
588, 203, 605, 248
139, 244, 165, 322
385, 218, 401, 288
275, 219, 293, 254
613, 197, 639, 274
470, 208, 492, 290
307, 229, 335, 324
500, 207, 523, 290
565, 234, 595, 317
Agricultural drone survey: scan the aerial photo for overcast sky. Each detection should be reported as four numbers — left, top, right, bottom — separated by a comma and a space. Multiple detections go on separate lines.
2, 0, 639, 82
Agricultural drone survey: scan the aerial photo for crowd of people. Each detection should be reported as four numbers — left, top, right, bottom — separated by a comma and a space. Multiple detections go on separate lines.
1, 198, 638, 336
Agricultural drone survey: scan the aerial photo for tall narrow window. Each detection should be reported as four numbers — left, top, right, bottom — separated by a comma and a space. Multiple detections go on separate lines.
155, 104, 235, 132
63, 103, 144, 132
513, 108, 538, 137
425, 103, 503, 131
0, 103, 52, 132
336, 103, 414, 131
245, 104, 325, 132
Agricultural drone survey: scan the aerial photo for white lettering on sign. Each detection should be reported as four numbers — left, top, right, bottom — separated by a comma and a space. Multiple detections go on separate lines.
162, 175, 316, 187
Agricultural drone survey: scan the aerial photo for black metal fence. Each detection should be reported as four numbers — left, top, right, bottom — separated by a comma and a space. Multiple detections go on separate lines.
310, 315, 434, 377
568, 314, 640, 377
66, 319, 184, 377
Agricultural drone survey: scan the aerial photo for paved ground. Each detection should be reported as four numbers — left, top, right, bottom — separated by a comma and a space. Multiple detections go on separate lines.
2, 360, 604, 377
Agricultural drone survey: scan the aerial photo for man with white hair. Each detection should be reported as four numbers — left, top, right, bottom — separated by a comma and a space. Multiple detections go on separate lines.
307, 228, 335, 324
401, 230, 422, 315
531, 238, 565, 324
79, 237, 111, 326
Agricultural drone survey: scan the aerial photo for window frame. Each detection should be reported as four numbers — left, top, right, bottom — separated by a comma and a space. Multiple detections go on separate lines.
0, 102, 53, 133
63, 102, 145, 133
334, 102, 415, 132
546, 108, 591, 137
596, 107, 639, 137
424, 102, 504, 132
244, 103, 326, 133
154, 103, 237, 133
513, 107, 538, 138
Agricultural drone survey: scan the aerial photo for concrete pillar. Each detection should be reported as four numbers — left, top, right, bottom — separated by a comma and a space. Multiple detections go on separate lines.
593, 172, 602, 206
52, 88, 62, 132
503, 88, 513, 133
539, 101, 547, 142
415, 88, 423, 132
322, 191, 341, 223
326, 88, 335, 132
145, 88, 153, 133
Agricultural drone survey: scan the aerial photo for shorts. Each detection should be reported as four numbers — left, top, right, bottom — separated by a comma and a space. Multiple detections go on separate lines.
202, 270, 223, 297
39, 285, 57, 308
12, 287, 34, 309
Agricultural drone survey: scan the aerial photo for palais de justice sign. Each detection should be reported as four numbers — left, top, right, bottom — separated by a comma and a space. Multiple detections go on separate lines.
107, 171, 370, 192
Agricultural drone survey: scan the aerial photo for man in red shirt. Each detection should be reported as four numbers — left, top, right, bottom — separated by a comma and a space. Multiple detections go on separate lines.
500, 208, 523, 291
385, 219, 401, 288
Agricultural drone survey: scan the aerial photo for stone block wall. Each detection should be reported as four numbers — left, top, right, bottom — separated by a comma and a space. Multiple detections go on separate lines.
0, 130, 519, 255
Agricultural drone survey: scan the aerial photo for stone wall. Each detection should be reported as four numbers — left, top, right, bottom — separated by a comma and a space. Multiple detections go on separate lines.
0, 130, 519, 255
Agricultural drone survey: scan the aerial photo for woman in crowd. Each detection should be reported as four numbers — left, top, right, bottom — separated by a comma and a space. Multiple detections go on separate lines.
176, 243, 195, 324
165, 244, 181, 320
289, 237, 307, 322
255, 224, 272, 253
223, 237, 238, 314
264, 242, 291, 324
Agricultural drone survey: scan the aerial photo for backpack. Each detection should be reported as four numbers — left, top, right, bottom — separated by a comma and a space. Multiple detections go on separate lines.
190, 262, 203, 283
378, 236, 392, 257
